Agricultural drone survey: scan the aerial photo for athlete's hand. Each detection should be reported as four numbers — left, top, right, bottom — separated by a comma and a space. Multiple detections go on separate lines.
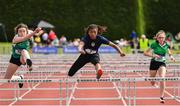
170, 56, 175, 62
34, 27, 42, 34
79, 49, 86, 54
153, 54, 161, 59
120, 53, 125, 57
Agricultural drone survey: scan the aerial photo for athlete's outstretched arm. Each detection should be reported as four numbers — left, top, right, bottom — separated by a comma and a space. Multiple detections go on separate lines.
109, 41, 125, 56
144, 48, 161, 58
167, 49, 175, 62
13, 28, 42, 43
78, 41, 86, 54
144, 48, 153, 57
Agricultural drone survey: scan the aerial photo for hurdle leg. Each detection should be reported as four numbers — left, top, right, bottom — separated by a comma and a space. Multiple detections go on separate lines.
133, 79, 136, 105
128, 79, 131, 106
59, 80, 62, 105
65, 78, 69, 106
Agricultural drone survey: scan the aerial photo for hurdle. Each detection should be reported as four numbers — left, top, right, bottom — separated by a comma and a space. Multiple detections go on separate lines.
0, 77, 180, 106
0, 53, 180, 105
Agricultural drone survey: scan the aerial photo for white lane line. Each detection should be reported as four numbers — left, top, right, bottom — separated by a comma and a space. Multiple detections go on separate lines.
8, 73, 53, 106
137, 72, 180, 103
67, 81, 78, 105
8, 82, 40, 106
164, 90, 180, 102
108, 73, 127, 106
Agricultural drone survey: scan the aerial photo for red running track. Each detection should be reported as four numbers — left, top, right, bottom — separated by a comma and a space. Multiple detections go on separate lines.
0, 73, 180, 105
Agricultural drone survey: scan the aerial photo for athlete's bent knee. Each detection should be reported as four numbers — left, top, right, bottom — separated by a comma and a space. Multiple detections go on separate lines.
68, 72, 74, 77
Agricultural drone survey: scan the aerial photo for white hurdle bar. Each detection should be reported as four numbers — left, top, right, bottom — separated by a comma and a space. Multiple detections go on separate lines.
0, 77, 180, 105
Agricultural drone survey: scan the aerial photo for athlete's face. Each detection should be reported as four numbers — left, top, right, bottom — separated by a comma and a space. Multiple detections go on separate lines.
88, 28, 98, 40
18, 27, 27, 37
157, 32, 166, 45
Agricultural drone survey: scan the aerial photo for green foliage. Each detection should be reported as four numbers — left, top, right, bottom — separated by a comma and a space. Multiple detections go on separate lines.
0, 0, 136, 41
0, 42, 11, 54
1, 0, 180, 41
144, 0, 180, 37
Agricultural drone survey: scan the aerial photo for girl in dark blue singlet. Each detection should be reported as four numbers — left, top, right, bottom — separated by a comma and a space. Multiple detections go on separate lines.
68, 24, 125, 79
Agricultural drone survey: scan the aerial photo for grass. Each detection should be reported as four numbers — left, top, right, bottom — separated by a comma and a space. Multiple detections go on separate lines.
0, 42, 11, 54
0, 42, 180, 55
0, 42, 64, 55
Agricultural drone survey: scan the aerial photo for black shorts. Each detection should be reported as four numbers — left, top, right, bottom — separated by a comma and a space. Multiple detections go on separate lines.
81, 53, 100, 65
68, 53, 100, 76
89, 53, 100, 65
9, 55, 22, 66
149, 60, 166, 70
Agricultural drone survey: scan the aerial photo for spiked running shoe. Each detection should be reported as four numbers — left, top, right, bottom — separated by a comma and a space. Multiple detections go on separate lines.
160, 97, 165, 103
26, 59, 32, 71
18, 75, 24, 88
96, 69, 103, 80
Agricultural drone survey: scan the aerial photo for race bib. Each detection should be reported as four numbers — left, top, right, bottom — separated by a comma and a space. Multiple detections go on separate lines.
85, 49, 97, 54
154, 56, 166, 62
15, 49, 21, 54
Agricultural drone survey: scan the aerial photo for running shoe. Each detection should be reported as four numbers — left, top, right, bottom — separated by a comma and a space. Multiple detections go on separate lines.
18, 75, 24, 88
160, 97, 165, 103
26, 59, 32, 71
96, 69, 103, 79
151, 81, 156, 86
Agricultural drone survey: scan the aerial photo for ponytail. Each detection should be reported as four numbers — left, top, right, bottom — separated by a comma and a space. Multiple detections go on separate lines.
84, 24, 107, 35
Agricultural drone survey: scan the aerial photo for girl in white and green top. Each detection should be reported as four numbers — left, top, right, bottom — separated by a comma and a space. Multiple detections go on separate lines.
144, 30, 175, 103
4, 23, 42, 88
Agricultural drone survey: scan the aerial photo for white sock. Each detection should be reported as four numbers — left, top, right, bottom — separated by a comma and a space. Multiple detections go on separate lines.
11, 75, 21, 80
22, 49, 30, 59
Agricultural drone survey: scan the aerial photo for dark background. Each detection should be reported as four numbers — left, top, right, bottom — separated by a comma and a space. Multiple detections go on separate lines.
0, 0, 179, 41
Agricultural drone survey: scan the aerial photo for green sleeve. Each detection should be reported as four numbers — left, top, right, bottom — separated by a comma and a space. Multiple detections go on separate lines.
150, 42, 155, 49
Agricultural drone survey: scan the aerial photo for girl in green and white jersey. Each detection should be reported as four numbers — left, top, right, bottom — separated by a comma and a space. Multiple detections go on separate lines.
144, 30, 175, 103
4, 23, 42, 88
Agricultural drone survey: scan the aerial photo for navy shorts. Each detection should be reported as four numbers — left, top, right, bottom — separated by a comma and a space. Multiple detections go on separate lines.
149, 60, 166, 70
68, 53, 100, 76
88, 53, 100, 65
